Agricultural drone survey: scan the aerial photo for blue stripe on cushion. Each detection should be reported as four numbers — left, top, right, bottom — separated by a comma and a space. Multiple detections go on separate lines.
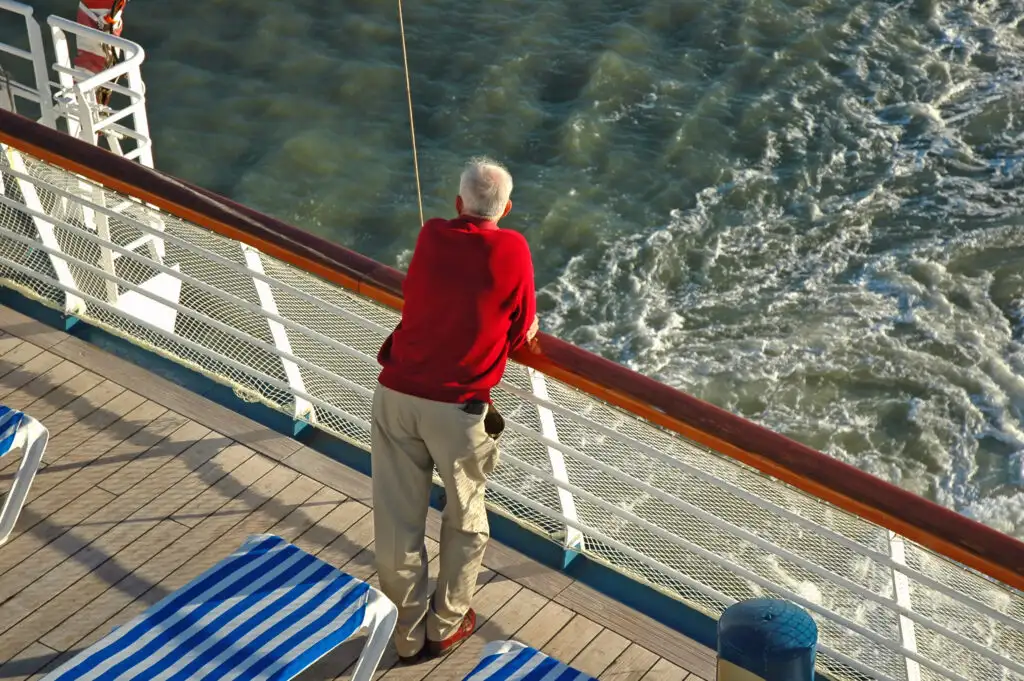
0, 406, 24, 457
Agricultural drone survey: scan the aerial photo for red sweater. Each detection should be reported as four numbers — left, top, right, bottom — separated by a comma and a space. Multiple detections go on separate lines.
377, 215, 536, 404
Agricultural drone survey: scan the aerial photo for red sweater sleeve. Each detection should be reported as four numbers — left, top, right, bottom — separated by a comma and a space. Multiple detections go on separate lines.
507, 235, 537, 352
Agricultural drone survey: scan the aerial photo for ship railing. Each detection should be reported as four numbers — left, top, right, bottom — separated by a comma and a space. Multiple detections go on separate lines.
46, 14, 153, 167
0, 2, 152, 166
0, 110, 1022, 681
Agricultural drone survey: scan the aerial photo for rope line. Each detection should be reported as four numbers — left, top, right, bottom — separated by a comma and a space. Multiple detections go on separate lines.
397, 0, 424, 226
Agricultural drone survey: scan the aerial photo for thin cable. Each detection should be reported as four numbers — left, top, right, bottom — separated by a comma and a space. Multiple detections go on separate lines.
397, 0, 424, 226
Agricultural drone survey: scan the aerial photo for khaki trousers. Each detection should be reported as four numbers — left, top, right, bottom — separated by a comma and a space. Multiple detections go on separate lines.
370, 383, 499, 658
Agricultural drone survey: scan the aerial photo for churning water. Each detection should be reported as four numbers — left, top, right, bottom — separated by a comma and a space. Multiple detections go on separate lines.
9, 0, 1024, 537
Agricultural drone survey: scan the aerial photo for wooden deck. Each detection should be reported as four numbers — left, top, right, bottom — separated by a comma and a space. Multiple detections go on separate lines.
0, 304, 716, 681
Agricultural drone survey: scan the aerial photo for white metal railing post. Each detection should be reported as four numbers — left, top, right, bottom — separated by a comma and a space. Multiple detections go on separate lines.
72, 82, 98, 146
47, 23, 81, 139
124, 64, 153, 168
89, 179, 119, 304
888, 531, 921, 681
527, 367, 585, 563
242, 243, 316, 433
22, 3, 54, 128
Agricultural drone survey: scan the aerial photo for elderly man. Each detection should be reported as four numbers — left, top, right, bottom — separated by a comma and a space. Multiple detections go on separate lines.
372, 157, 538, 662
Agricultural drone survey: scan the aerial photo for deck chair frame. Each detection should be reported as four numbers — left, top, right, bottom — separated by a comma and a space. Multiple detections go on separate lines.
0, 405, 48, 546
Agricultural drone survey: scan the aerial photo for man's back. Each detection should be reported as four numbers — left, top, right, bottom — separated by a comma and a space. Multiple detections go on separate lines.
377, 215, 535, 404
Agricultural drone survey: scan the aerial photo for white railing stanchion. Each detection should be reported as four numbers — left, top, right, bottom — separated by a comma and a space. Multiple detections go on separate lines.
124, 63, 153, 168
528, 367, 585, 562
889, 531, 922, 681
242, 243, 316, 432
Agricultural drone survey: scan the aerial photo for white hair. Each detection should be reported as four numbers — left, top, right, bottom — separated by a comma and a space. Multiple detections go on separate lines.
459, 157, 513, 220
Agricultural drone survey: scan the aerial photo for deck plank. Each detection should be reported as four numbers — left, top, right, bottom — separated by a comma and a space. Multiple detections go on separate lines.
481, 541, 572, 601
0, 359, 82, 411
641, 658, 691, 681
7, 399, 166, 540
13, 368, 103, 423
0, 335, 25, 360
0, 378, 121, 477
158, 441, 259, 526
34, 391, 150, 469
27, 406, 184, 513
6, 388, 147, 517
570, 628, 632, 679
1, 641, 60, 681
284, 445, 373, 504
0, 412, 205, 635
96, 421, 218, 496
600, 643, 660, 681
30, 379, 125, 443
0, 487, 116, 580
0, 305, 71, 350
556, 583, 717, 679
292, 499, 371, 559
514, 600, 577, 650
0, 349, 62, 399
50, 336, 303, 463
0, 341, 45, 377
542, 614, 604, 667
0, 518, 190, 660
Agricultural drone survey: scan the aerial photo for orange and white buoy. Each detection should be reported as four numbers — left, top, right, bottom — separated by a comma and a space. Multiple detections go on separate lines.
72, 0, 127, 74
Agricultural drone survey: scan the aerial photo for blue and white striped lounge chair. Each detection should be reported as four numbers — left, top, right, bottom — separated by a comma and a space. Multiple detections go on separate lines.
462, 640, 598, 681
41, 533, 398, 681
0, 405, 48, 546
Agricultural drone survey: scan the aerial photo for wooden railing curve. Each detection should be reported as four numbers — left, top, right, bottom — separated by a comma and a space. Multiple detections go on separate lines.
1, 109, 1022, 591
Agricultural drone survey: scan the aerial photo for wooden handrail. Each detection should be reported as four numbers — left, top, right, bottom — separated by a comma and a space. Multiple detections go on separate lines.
2, 109, 1022, 591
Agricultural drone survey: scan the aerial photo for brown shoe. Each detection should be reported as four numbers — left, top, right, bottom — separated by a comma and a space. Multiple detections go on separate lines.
426, 609, 476, 658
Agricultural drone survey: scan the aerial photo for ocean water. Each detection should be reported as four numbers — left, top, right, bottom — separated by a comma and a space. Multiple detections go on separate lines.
6, 0, 1024, 537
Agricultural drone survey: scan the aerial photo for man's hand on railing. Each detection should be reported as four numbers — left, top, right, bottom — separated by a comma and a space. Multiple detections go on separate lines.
526, 315, 541, 354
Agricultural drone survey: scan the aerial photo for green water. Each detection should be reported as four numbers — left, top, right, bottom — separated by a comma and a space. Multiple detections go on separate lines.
7, 0, 1024, 536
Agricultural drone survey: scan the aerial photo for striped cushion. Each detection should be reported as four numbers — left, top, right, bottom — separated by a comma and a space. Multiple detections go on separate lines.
0, 406, 24, 457
463, 642, 598, 681
43, 534, 371, 681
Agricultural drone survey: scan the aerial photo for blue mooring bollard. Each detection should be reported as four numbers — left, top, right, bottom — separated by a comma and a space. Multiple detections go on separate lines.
717, 598, 817, 680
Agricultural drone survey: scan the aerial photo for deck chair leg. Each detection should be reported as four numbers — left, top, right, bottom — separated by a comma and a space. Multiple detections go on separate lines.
0, 419, 47, 546
348, 595, 398, 681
